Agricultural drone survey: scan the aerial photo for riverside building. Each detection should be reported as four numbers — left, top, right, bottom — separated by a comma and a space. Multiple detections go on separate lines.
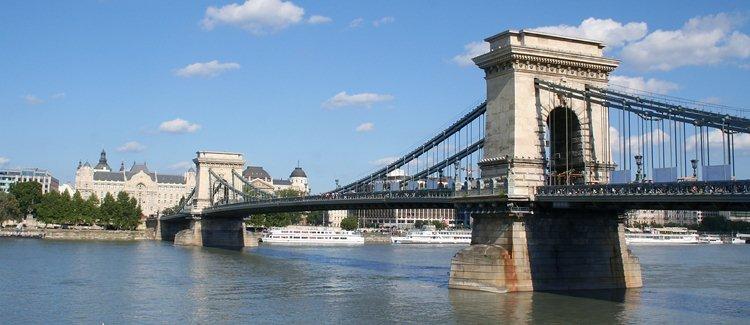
241, 165, 309, 194
74, 150, 196, 216
349, 208, 457, 228
626, 210, 704, 226
0, 168, 59, 194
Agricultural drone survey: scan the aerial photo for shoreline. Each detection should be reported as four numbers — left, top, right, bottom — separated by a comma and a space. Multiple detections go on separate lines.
1, 228, 155, 241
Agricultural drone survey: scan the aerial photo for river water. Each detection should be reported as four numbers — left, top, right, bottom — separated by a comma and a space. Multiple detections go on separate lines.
1, 239, 748, 324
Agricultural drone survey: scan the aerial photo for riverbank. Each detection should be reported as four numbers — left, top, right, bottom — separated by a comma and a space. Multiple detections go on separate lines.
0, 230, 45, 238
45, 229, 154, 241
0, 228, 154, 241
363, 232, 392, 244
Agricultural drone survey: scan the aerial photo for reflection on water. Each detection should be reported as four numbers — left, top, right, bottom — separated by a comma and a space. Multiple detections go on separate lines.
0, 240, 748, 323
449, 289, 644, 323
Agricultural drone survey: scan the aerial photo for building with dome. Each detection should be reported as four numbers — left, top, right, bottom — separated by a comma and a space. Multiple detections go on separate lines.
74, 150, 196, 216
241, 165, 309, 195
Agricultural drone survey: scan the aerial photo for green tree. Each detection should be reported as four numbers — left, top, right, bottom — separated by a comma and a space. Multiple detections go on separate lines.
698, 216, 750, 233
84, 193, 100, 225
99, 193, 119, 229
59, 190, 73, 224
340, 216, 358, 231
9, 181, 43, 216
0, 192, 22, 223
70, 191, 87, 225
113, 192, 141, 230
36, 191, 62, 224
414, 220, 425, 229
307, 211, 325, 226
431, 220, 446, 230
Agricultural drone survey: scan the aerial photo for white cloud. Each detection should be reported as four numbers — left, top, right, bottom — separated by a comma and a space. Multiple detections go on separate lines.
0, 157, 9, 165
534, 18, 648, 48
372, 16, 394, 27
201, 0, 305, 34
609, 75, 679, 94
356, 122, 374, 132
159, 118, 202, 134
371, 156, 398, 166
609, 126, 670, 155
323, 91, 394, 109
116, 141, 146, 153
701, 97, 722, 105
741, 63, 750, 70
51, 92, 66, 99
349, 17, 364, 28
169, 161, 195, 171
24, 95, 44, 105
621, 13, 750, 71
451, 41, 489, 67
175, 60, 240, 78
307, 15, 331, 24
687, 129, 750, 152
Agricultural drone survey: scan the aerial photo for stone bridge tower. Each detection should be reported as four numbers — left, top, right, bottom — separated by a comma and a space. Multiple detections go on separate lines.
192, 151, 246, 212
475, 30, 618, 198
449, 30, 641, 293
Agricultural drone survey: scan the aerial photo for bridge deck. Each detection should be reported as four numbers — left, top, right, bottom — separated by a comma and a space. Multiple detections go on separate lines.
159, 181, 750, 221
202, 190, 457, 218
535, 180, 750, 211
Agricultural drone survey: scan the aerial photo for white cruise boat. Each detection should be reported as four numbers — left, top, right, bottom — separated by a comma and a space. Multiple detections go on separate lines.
625, 227, 700, 245
391, 226, 471, 244
699, 234, 724, 244
732, 233, 749, 244
261, 226, 364, 245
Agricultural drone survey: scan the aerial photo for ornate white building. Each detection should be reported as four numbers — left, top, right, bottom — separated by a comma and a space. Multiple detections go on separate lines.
241, 165, 309, 195
75, 150, 196, 216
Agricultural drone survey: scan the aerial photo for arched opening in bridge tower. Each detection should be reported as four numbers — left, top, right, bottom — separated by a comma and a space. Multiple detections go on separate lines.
546, 107, 585, 185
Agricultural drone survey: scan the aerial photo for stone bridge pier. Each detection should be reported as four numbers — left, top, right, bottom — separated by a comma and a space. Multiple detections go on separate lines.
158, 216, 259, 248
448, 210, 642, 293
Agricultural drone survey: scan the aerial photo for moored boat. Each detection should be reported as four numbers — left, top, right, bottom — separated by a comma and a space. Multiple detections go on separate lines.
391, 225, 471, 244
699, 234, 724, 244
625, 227, 700, 245
732, 233, 750, 244
261, 226, 364, 245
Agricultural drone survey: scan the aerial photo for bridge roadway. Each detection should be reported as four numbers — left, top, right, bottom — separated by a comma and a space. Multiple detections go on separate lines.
535, 180, 750, 211
161, 180, 750, 222
165, 190, 457, 220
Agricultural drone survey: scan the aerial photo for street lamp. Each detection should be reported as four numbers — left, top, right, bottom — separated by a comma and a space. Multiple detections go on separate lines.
634, 154, 643, 182
690, 159, 698, 179
453, 162, 460, 189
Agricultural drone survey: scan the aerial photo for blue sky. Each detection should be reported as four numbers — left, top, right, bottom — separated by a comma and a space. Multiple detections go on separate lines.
1, 0, 749, 191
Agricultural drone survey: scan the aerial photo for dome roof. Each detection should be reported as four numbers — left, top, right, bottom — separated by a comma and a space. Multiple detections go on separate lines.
243, 166, 271, 180
94, 150, 111, 171
290, 167, 307, 178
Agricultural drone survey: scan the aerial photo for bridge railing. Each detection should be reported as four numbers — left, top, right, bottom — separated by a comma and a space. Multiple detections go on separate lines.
536, 180, 750, 197
217, 189, 456, 206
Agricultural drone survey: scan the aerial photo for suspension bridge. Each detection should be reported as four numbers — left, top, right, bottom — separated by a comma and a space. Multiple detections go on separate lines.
158, 29, 750, 293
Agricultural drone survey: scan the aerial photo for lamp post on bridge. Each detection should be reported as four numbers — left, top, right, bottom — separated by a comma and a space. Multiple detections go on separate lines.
691, 159, 699, 179
453, 162, 460, 190
635, 154, 643, 183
